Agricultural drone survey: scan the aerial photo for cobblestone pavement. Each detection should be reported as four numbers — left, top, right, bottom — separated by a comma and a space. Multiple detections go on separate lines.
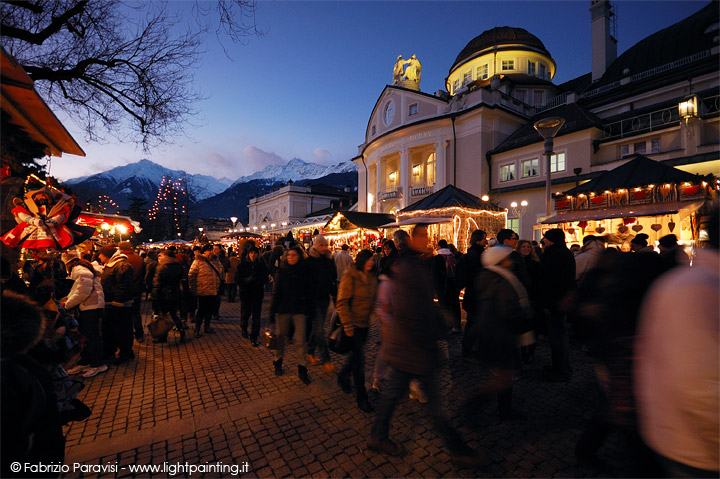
60, 295, 634, 478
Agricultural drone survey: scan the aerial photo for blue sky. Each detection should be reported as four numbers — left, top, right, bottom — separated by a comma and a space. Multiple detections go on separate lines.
50, 0, 708, 182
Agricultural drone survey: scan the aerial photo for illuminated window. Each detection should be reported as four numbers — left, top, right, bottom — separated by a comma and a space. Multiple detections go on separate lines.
507, 218, 519, 234
476, 64, 489, 80
549, 152, 566, 173
388, 171, 398, 187
426, 153, 436, 185
501, 60, 515, 71
412, 163, 422, 181
528, 61, 536, 76
522, 158, 539, 177
453, 79, 460, 94
408, 103, 418, 116
462, 71, 472, 86
500, 164, 516, 182
539, 63, 546, 79
621, 138, 660, 157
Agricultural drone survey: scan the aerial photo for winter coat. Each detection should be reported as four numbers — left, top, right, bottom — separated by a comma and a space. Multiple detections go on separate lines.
455, 243, 484, 313
336, 266, 378, 330
306, 246, 338, 302
225, 256, 240, 284
151, 257, 184, 303
236, 258, 269, 297
101, 251, 135, 307
431, 248, 458, 297
380, 251, 445, 375
64, 261, 105, 311
333, 250, 354, 281
122, 251, 146, 296
574, 240, 604, 283
270, 261, 311, 316
475, 268, 531, 369
540, 243, 576, 310
188, 255, 223, 297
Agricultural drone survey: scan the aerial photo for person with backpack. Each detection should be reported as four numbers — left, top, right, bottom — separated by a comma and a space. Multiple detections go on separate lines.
431, 239, 461, 333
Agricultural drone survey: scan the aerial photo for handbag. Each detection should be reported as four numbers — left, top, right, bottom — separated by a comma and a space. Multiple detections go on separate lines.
328, 314, 352, 354
148, 313, 174, 338
261, 328, 277, 350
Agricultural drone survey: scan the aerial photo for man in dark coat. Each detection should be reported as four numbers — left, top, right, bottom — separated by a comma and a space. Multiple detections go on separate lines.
118, 242, 146, 343
496, 229, 530, 290
454, 229, 487, 360
540, 228, 576, 381
236, 246, 269, 346
368, 224, 482, 468
305, 235, 338, 370
151, 250, 188, 343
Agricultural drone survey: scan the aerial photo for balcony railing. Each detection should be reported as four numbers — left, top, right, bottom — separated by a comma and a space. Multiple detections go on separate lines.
378, 186, 401, 201
410, 183, 435, 197
601, 106, 680, 141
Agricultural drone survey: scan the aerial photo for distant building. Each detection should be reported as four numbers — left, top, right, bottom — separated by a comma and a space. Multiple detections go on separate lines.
247, 182, 356, 230
355, 1, 718, 240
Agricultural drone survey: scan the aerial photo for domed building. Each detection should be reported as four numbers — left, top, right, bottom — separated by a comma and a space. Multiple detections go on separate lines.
355, 0, 718, 244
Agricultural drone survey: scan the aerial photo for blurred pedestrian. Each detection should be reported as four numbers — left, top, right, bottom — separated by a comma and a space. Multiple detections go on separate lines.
151, 250, 188, 344
539, 228, 575, 382
225, 251, 240, 303
432, 239, 461, 333
336, 249, 378, 412
269, 246, 312, 384
118, 242, 146, 344
188, 244, 223, 338
635, 206, 719, 477
516, 239, 542, 362
455, 229, 487, 361
368, 224, 482, 468
98, 245, 135, 364
657, 234, 689, 272
305, 235, 337, 371
333, 243, 354, 281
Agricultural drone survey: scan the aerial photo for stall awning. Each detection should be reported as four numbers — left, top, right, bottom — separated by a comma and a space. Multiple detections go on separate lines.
379, 217, 452, 228
324, 211, 395, 231
541, 200, 705, 224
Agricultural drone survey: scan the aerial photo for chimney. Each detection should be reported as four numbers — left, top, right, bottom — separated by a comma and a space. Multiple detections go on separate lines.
590, 0, 617, 82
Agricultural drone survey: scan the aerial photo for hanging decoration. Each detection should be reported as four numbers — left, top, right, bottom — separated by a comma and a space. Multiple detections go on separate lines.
148, 175, 189, 237
632, 224, 644, 232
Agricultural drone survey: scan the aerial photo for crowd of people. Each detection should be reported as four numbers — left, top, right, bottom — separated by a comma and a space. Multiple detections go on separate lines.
1, 203, 718, 476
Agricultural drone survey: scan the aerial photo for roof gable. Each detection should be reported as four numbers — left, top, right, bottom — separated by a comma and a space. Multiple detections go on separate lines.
401, 184, 503, 212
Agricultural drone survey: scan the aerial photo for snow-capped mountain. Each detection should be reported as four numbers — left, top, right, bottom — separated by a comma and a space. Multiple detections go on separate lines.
65, 159, 231, 201
231, 158, 357, 186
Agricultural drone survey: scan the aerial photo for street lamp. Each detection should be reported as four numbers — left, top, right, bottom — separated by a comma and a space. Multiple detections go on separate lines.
533, 117, 565, 217
230, 216, 238, 231
510, 200, 528, 217
481, 195, 490, 202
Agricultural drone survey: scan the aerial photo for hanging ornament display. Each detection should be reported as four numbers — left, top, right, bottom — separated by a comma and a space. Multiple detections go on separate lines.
567, 228, 575, 234
595, 226, 606, 233
618, 225, 629, 234
650, 224, 662, 232
668, 215, 676, 232
632, 224, 644, 232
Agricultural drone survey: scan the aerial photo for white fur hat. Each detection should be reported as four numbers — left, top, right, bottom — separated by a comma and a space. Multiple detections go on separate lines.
482, 245, 514, 267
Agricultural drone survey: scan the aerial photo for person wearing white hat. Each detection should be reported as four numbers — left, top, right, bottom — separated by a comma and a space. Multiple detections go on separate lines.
467, 245, 533, 420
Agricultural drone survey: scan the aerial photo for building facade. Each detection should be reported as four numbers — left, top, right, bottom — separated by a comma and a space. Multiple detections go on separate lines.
355, 1, 719, 240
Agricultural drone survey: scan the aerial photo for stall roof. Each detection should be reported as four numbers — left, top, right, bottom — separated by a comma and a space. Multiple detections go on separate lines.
1, 47, 85, 157
541, 200, 705, 224
380, 216, 453, 228
324, 211, 395, 231
400, 184, 504, 212
563, 155, 703, 195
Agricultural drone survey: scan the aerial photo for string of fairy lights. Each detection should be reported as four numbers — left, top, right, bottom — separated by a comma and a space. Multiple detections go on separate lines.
148, 176, 188, 234
94, 195, 119, 214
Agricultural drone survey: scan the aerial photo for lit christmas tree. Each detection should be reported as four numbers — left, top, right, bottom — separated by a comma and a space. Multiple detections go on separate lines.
148, 176, 189, 239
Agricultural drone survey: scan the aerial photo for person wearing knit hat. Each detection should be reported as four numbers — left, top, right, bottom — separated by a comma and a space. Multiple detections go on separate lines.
98, 243, 136, 364
540, 227, 575, 382
658, 234, 689, 270
469, 245, 532, 420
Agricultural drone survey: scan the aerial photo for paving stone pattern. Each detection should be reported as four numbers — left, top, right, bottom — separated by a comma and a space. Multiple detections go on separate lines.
61, 296, 635, 478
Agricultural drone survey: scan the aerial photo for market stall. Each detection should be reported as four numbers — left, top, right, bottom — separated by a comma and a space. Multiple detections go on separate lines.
539, 155, 716, 248
322, 211, 394, 251
386, 185, 507, 252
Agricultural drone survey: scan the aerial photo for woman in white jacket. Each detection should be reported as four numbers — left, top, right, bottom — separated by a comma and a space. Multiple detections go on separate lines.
62, 257, 107, 378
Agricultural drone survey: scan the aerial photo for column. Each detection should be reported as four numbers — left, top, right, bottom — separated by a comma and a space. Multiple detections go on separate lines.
376, 158, 385, 213
358, 159, 367, 211
435, 140, 448, 188
400, 148, 409, 208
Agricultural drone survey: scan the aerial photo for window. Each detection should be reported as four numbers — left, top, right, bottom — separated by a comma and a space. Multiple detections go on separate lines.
634, 141, 646, 155
476, 64, 489, 80
650, 138, 660, 153
539, 63, 546, 79
426, 153, 436, 185
500, 164, 516, 182
533, 90, 544, 107
507, 218, 519, 234
388, 171, 398, 187
412, 163, 422, 182
549, 152, 566, 173
621, 144, 631, 157
501, 59, 515, 71
408, 103, 418, 116
515, 89, 526, 103
462, 71, 472, 86
453, 79, 460, 94
528, 61, 536, 76
522, 158, 539, 177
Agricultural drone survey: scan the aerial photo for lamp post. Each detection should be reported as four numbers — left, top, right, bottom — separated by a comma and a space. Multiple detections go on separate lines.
533, 117, 565, 217
230, 216, 238, 232
510, 200, 528, 217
